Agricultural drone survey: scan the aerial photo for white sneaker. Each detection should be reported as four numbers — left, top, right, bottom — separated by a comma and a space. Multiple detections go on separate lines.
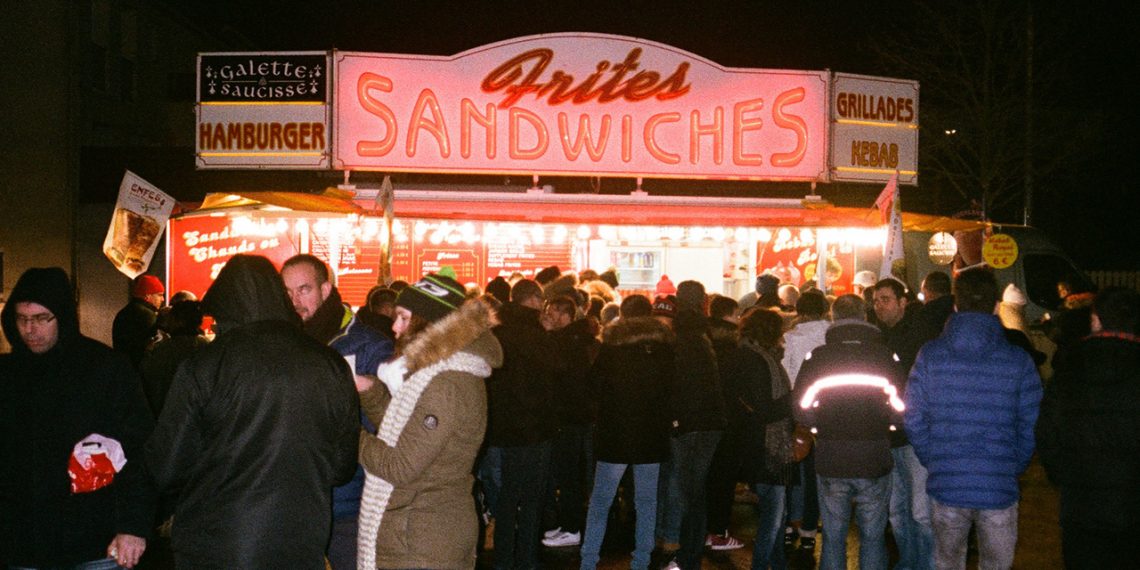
542, 530, 581, 547
663, 558, 682, 570
543, 527, 562, 539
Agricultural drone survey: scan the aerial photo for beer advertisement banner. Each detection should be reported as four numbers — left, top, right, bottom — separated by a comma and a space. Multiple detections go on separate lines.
103, 171, 176, 279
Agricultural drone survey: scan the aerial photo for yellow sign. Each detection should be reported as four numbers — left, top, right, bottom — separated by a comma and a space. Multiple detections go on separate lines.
982, 233, 1019, 269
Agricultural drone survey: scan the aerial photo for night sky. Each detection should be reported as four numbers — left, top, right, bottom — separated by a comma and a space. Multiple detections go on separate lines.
176, 0, 1140, 269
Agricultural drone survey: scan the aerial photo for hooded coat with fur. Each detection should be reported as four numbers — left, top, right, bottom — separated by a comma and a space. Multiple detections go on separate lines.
591, 316, 675, 464
1, 268, 155, 568
357, 300, 502, 570
144, 255, 360, 570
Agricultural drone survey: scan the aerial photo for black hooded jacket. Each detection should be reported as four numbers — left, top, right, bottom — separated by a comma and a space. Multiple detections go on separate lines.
144, 255, 359, 570
1, 268, 155, 567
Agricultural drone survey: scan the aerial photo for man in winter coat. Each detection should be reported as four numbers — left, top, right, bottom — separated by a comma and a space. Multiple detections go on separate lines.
112, 274, 165, 369
873, 277, 931, 570
487, 278, 560, 567
282, 254, 393, 569
580, 295, 675, 570
1037, 286, 1140, 569
145, 255, 360, 569
541, 294, 600, 549
1, 267, 155, 569
794, 294, 905, 570
905, 268, 1041, 570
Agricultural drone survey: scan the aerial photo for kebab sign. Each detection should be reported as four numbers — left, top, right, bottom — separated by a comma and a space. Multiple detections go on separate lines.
333, 33, 830, 181
103, 171, 176, 278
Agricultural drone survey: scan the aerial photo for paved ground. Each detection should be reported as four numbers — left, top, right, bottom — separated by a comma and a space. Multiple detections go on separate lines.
136, 456, 1060, 569
477, 456, 1062, 569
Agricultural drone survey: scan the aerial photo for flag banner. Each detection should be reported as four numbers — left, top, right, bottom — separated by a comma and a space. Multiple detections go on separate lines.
102, 171, 176, 279
376, 175, 394, 284
878, 172, 904, 280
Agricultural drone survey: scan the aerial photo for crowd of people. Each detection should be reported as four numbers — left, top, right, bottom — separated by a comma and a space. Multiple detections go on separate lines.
1, 255, 1137, 570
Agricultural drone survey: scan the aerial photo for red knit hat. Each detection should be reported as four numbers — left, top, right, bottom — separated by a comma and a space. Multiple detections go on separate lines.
655, 275, 677, 296
132, 275, 165, 297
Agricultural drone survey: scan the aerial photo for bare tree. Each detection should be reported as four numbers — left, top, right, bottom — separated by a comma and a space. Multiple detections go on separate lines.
876, 0, 1092, 223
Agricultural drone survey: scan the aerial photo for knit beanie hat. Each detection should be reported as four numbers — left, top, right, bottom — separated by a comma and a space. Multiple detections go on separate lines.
396, 273, 466, 322
655, 275, 677, 296
652, 295, 678, 319
132, 274, 165, 297
1002, 283, 1028, 306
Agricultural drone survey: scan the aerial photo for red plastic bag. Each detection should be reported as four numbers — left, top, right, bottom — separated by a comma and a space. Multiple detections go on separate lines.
69, 434, 126, 494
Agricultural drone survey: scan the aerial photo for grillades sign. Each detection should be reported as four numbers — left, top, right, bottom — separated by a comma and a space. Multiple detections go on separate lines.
333, 34, 829, 181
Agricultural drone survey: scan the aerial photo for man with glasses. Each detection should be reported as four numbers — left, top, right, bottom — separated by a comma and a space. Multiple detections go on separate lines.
1, 267, 155, 569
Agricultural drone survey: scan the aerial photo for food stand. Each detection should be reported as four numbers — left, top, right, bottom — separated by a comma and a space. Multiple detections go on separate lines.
178, 34, 931, 304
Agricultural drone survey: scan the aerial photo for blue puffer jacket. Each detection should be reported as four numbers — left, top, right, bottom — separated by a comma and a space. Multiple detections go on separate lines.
329, 313, 394, 520
904, 312, 1042, 510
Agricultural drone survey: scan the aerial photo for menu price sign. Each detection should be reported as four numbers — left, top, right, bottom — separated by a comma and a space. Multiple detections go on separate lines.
309, 233, 384, 307
486, 242, 572, 280
416, 249, 481, 284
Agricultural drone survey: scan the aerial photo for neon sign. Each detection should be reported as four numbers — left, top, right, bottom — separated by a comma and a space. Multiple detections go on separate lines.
334, 33, 829, 180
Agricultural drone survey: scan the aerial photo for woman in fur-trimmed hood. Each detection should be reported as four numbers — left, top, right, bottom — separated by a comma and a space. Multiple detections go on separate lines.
580, 305, 675, 570
355, 273, 502, 570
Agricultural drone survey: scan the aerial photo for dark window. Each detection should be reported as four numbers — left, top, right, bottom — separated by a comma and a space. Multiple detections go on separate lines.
1023, 254, 1094, 310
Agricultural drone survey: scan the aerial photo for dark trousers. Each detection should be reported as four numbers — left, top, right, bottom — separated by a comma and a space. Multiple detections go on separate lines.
493, 440, 552, 570
548, 424, 591, 533
705, 430, 741, 534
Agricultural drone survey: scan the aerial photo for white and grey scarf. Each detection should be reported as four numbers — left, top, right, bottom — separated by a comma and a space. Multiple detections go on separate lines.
356, 351, 491, 570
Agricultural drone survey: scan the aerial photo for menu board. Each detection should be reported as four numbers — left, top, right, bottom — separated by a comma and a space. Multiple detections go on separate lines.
168, 215, 299, 300
168, 214, 384, 307
309, 232, 384, 308
389, 219, 574, 286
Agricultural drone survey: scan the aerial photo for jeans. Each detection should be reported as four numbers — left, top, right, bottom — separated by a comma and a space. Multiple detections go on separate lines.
493, 440, 552, 570
817, 473, 892, 570
658, 431, 722, 569
9, 559, 124, 570
894, 445, 933, 570
889, 446, 919, 570
479, 445, 503, 515
931, 499, 1018, 570
549, 424, 592, 533
580, 462, 660, 570
786, 450, 819, 535
752, 483, 788, 570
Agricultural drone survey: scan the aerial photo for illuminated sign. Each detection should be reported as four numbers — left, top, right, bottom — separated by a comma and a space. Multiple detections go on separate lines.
830, 73, 919, 185
334, 34, 830, 181
196, 52, 332, 169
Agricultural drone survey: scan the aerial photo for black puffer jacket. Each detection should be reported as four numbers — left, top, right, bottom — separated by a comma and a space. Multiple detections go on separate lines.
671, 309, 727, 435
550, 317, 601, 427
1037, 331, 1140, 531
144, 255, 359, 570
793, 320, 904, 479
487, 302, 559, 446
1, 268, 155, 568
591, 316, 675, 464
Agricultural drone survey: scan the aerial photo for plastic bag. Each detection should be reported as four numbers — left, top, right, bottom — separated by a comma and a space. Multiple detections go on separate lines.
68, 434, 127, 494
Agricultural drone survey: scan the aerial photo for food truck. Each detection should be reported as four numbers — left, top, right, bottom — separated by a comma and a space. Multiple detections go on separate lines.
171, 34, 1088, 323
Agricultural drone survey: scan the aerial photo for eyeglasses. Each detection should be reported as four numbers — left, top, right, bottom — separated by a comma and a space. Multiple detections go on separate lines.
16, 314, 56, 326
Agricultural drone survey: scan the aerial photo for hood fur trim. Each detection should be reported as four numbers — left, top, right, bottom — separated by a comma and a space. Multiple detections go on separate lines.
402, 299, 498, 373
602, 315, 674, 346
